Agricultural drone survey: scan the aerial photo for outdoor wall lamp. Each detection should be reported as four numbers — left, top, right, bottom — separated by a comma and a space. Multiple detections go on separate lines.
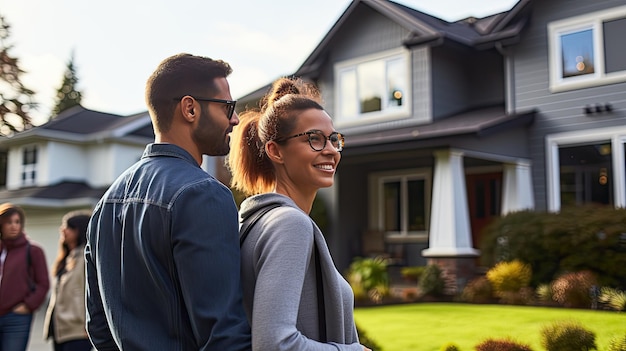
584, 102, 613, 115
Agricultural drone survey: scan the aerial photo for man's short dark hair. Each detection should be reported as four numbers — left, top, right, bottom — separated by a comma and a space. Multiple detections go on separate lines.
145, 53, 233, 133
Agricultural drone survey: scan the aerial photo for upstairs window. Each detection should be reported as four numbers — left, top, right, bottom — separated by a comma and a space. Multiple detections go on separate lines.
548, 6, 626, 92
21, 145, 37, 186
335, 48, 410, 125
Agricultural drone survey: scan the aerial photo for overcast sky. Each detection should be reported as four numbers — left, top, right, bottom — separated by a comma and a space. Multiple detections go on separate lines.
2, 0, 519, 125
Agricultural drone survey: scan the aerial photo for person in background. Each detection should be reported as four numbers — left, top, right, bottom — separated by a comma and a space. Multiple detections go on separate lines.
85, 53, 251, 350
227, 77, 371, 351
44, 210, 92, 351
0, 203, 50, 351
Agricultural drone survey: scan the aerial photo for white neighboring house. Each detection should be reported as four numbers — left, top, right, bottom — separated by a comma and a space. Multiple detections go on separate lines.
0, 105, 154, 268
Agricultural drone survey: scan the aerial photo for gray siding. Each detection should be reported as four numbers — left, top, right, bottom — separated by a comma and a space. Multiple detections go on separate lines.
431, 43, 505, 119
315, 4, 432, 134
512, 0, 626, 211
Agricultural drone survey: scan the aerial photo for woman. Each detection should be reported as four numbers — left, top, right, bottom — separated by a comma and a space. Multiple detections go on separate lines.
228, 77, 370, 351
44, 211, 92, 351
0, 203, 50, 351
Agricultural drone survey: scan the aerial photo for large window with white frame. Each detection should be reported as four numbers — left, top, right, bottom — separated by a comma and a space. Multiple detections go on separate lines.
546, 127, 626, 212
548, 5, 626, 92
335, 48, 411, 125
371, 169, 430, 240
21, 145, 38, 186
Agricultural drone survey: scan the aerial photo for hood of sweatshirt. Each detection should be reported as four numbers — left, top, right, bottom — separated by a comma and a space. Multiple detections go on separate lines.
238, 193, 303, 224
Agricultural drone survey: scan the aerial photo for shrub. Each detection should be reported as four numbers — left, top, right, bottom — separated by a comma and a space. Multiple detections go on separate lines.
607, 332, 626, 351
440, 342, 461, 351
551, 271, 597, 308
599, 287, 626, 311
536, 284, 551, 301
486, 260, 532, 298
418, 264, 445, 297
498, 287, 535, 306
540, 320, 597, 351
401, 266, 425, 282
480, 205, 626, 288
347, 256, 389, 303
400, 287, 419, 302
461, 276, 493, 303
475, 337, 533, 351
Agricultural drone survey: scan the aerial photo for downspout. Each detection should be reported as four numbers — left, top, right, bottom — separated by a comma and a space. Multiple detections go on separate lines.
495, 41, 515, 115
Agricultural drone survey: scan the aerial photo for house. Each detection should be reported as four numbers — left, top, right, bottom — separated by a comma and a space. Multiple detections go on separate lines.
0, 106, 153, 266
237, 0, 626, 290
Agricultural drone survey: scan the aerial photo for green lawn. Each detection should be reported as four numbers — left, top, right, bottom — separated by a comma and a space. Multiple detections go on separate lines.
354, 303, 625, 351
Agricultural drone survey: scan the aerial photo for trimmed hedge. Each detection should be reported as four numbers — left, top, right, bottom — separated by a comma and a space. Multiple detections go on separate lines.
480, 205, 626, 288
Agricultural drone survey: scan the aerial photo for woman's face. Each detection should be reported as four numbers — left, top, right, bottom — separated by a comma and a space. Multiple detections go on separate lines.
1, 213, 22, 240
274, 108, 342, 195
61, 224, 79, 248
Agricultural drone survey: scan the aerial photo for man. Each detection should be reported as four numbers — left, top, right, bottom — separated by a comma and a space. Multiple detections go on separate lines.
85, 53, 251, 350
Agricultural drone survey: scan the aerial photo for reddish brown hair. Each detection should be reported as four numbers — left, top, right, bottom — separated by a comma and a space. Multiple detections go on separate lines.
227, 77, 323, 195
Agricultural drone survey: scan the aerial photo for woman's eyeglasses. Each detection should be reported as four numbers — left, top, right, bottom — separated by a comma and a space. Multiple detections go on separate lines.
278, 130, 345, 152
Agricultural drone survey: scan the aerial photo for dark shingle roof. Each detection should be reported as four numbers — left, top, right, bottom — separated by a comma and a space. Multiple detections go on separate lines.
0, 181, 108, 206
345, 105, 536, 148
0, 105, 154, 145
43, 105, 127, 134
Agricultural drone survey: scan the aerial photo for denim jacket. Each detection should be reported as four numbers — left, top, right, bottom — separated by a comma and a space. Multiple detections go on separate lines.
85, 143, 251, 351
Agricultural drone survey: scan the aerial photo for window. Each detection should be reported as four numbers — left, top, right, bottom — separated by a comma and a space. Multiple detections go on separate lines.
21, 145, 37, 186
548, 6, 626, 92
335, 48, 410, 125
546, 127, 626, 211
373, 170, 430, 240
559, 143, 612, 207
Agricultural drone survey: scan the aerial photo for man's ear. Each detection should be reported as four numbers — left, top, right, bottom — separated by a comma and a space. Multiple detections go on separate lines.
179, 96, 196, 122
265, 141, 284, 164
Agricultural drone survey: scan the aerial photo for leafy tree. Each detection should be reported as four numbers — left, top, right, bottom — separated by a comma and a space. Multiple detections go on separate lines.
0, 14, 36, 136
51, 52, 82, 118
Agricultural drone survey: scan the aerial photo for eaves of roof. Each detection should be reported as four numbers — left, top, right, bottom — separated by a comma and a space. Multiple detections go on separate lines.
346, 106, 536, 148
0, 181, 107, 209
297, 0, 529, 76
0, 106, 153, 147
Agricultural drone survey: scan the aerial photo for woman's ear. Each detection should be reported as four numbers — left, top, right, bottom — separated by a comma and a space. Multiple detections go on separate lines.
265, 141, 284, 164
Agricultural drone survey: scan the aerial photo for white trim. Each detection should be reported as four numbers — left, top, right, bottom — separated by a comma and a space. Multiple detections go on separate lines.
334, 47, 412, 126
548, 5, 626, 92
368, 167, 431, 240
423, 149, 479, 257
545, 125, 626, 212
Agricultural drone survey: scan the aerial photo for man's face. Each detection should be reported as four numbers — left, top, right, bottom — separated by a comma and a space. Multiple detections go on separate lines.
192, 77, 239, 156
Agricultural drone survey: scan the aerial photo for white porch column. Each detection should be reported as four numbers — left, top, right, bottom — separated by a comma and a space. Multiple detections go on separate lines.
422, 149, 479, 257
502, 161, 535, 215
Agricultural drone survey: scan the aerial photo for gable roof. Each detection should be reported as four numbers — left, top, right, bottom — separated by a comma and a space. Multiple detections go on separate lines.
296, 0, 530, 76
0, 180, 108, 208
0, 105, 153, 146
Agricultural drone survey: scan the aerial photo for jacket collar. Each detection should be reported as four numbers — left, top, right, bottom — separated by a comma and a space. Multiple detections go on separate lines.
0, 232, 27, 251
142, 143, 199, 167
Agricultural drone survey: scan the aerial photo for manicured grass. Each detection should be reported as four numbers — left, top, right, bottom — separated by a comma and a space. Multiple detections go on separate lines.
354, 303, 625, 351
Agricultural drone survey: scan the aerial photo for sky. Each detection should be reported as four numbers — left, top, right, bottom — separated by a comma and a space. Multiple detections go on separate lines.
2, 0, 519, 126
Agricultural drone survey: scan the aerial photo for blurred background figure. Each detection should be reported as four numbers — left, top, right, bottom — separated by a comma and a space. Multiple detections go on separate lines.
0, 203, 50, 351
43, 211, 93, 351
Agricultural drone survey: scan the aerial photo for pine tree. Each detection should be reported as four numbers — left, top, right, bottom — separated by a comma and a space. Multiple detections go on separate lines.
0, 14, 37, 136
51, 52, 82, 118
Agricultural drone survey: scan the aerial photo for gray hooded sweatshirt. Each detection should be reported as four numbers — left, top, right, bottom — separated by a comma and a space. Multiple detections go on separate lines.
239, 193, 363, 351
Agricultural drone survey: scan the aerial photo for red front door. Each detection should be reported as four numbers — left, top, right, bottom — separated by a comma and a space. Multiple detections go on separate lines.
466, 172, 502, 250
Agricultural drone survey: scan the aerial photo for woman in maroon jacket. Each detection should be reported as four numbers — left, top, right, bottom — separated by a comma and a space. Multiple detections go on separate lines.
0, 203, 50, 351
